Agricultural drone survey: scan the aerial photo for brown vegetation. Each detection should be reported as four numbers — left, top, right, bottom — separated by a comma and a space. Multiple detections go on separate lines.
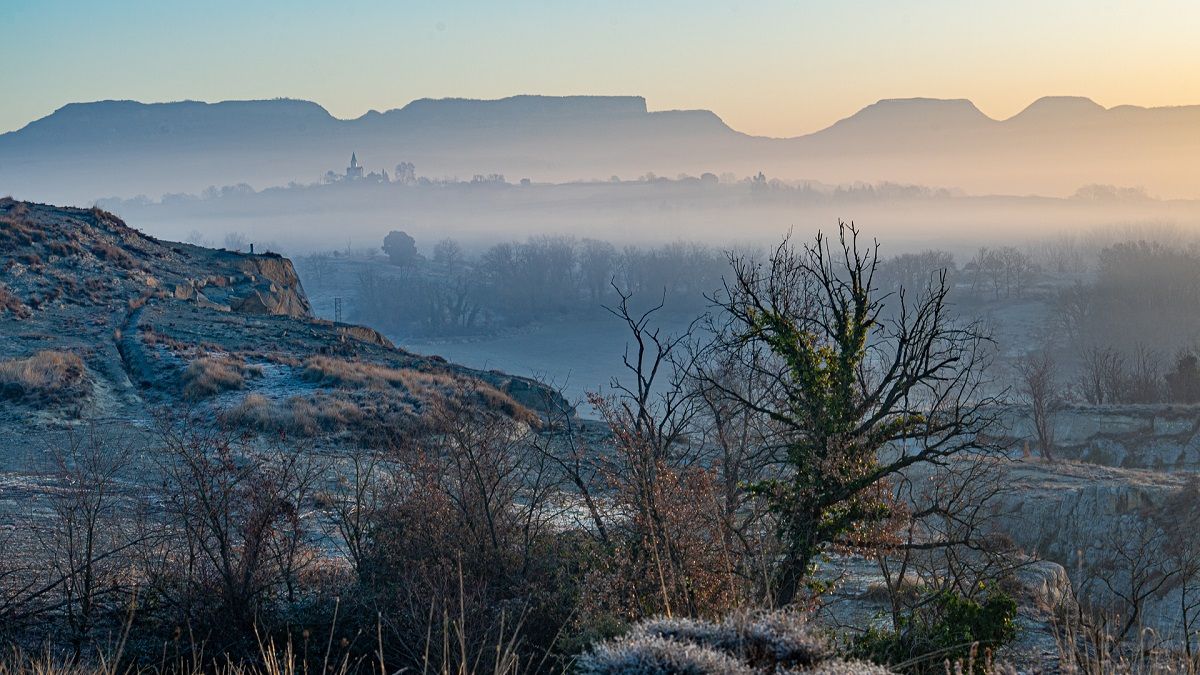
225, 392, 364, 436
0, 350, 87, 403
0, 282, 30, 318
0, 211, 42, 250
181, 355, 259, 399
89, 241, 138, 270
302, 356, 535, 424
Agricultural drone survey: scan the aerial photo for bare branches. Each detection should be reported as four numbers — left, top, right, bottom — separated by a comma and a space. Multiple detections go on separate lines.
1015, 349, 1062, 461
602, 281, 702, 458
702, 221, 1003, 606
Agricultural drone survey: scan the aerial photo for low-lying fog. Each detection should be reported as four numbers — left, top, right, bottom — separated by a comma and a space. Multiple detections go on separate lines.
80, 175, 1200, 407
100, 178, 1200, 257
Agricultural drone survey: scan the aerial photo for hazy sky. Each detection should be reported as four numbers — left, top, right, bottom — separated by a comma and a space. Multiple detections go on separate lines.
3, 0, 1199, 137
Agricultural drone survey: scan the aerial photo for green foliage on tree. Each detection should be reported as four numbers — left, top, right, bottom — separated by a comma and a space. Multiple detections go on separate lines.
851, 589, 1018, 673
710, 223, 999, 606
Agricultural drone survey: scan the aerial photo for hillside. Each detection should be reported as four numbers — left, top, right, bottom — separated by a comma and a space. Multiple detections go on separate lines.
2, 94, 1199, 202
0, 198, 556, 443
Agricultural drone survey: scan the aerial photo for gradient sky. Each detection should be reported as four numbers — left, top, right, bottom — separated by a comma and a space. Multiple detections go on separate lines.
3, 0, 1199, 137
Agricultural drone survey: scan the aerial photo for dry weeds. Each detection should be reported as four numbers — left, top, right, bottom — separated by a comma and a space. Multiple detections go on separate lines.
0, 283, 30, 318
225, 392, 364, 436
302, 356, 534, 424
181, 356, 260, 399
0, 350, 87, 403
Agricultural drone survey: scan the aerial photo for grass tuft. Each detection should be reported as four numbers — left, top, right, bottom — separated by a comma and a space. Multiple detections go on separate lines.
0, 350, 87, 404
182, 356, 258, 399
0, 283, 30, 318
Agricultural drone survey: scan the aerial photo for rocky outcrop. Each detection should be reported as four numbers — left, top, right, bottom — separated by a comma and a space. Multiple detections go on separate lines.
336, 323, 394, 348
986, 459, 1192, 641
236, 255, 312, 317
1003, 404, 1200, 470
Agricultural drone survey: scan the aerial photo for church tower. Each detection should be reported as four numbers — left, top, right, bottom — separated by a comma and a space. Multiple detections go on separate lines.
346, 153, 363, 180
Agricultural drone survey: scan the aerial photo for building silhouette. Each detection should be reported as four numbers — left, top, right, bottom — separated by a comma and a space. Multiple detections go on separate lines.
346, 153, 363, 180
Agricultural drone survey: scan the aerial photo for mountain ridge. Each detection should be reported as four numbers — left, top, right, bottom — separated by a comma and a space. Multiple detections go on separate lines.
3, 94, 1199, 200
14, 93, 1200, 139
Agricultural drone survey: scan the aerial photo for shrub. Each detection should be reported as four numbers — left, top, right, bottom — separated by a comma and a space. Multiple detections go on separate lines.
578, 634, 754, 675
0, 350, 87, 404
225, 393, 363, 436
182, 356, 255, 399
90, 241, 137, 269
46, 239, 83, 258
633, 611, 828, 670
850, 590, 1017, 673
581, 612, 887, 674
0, 216, 40, 249
0, 283, 30, 318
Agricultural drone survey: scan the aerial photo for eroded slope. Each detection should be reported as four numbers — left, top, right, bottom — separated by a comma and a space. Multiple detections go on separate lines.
0, 198, 557, 437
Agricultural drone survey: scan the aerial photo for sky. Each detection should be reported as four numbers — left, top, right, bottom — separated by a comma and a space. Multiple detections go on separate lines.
2, 0, 1199, 138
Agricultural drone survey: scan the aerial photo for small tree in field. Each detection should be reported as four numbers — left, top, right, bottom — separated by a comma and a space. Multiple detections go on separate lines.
1016, 349, 1061, 461
381, 230, 418, 267
708, 222, 1000, 606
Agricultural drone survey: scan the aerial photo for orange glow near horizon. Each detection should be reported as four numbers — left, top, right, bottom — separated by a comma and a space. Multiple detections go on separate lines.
3, 1, 1200, 137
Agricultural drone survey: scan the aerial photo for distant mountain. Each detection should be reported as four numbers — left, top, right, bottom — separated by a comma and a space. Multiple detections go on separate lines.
1, 94, 1197, 201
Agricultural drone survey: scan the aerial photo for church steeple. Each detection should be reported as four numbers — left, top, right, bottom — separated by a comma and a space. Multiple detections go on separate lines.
346, 152, 363, 179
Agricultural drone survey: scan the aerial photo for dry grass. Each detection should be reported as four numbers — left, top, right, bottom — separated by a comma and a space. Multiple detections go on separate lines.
46, 238, 85, 258
302, 356, 535, 424
1052, 620, 1200, 675
181, 356, 260, 399
302, 356, 448, 390
0, 283, 30, 318
0, 215, 42, 249
90, 241, 138, 270
0, 611, 527, 675
225, 393, 364, 436
0, 641, 357, 675
0, 350, 87, 404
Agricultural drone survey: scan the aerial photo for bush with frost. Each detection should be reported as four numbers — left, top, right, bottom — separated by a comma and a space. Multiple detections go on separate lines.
578, 611, 891, 674
577, 633, 752, 674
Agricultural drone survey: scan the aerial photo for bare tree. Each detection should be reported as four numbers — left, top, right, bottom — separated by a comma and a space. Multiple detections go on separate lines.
1085, 519, 1179, 648
528, 386, 610, 544
875, 455, 1024, 636
149, 415, 322, 636
1016, 349, 1061, 461
432, 238, 464, 275
327, 449, 387, 579
1078, 345, 1123, 404
691, 336, 782, 600
43, 427, 135, 657
706, 223, 1002, 606
301, 252, 334, 285
1154, 477, 1200, 658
